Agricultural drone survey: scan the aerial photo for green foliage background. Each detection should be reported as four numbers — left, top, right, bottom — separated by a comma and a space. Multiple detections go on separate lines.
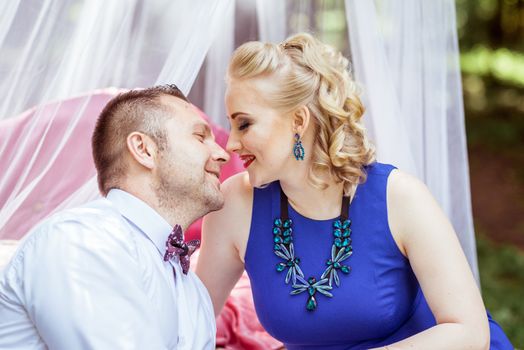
457, 0, 524, 347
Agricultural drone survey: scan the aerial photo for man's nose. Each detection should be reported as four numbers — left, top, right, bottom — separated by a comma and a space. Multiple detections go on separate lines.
213, 142, 230, 164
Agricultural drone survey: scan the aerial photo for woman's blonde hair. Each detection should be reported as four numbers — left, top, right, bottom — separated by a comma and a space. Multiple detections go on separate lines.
227, 33, 375, 196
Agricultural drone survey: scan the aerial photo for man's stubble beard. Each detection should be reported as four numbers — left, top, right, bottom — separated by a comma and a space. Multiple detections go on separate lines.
154, 164, 224, 225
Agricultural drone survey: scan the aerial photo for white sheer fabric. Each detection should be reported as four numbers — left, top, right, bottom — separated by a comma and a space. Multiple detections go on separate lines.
196, 0, 478, 278
0, 0, 477, 279
0, 0, 233, 238
345, 0, 478, 278
256, 0, 287, 44
200, 1, 235, 130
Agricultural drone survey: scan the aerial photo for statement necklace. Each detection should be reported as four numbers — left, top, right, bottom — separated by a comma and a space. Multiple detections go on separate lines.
272, 188, 353, 311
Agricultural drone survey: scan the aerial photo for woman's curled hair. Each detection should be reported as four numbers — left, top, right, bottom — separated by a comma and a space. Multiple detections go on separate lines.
227, 33, 375, 196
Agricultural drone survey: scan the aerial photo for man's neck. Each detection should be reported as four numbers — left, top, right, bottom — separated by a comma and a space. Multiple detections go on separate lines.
120, 186, 195, 232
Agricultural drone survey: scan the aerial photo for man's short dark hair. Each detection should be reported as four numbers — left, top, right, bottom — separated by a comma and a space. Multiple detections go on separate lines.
92, 84, 188, 195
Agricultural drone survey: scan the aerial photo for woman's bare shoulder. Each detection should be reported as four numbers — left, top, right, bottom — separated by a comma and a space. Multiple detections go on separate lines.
205, 172, 252, 229
222, 171, 251, 193
386, 168, 437, 255
203, 172, 253, 259
221, 171, 253, 207
387, 168, 430, 202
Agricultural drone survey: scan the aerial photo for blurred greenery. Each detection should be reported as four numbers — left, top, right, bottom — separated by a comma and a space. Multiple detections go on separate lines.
457, 0, 524, 347
461, 46, 524, 87
478, 233, 524, 348
456, 0, 524, 152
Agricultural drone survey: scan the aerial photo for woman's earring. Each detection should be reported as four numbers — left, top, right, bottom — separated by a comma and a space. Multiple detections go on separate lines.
293, 133, 305, 161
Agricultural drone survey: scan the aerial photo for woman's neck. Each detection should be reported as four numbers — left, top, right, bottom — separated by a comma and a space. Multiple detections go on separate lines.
279, 173, 345, 220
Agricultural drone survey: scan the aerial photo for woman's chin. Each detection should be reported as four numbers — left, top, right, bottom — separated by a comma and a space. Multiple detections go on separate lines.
248, 175, 261, 188
247, 171, 275, 189
247, 170, 272, 187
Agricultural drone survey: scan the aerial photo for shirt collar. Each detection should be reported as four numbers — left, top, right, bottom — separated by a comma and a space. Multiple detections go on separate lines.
107, 189, 172, 257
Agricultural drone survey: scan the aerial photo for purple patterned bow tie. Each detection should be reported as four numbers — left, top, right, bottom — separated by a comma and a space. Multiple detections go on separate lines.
163, 224, 200, 275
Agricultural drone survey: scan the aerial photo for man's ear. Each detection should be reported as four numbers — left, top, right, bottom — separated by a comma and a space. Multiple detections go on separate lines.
126, 132, 157, 170
292, 105, 311, 137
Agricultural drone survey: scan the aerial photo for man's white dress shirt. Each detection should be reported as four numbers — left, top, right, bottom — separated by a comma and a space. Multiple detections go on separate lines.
0, 189, 216, 349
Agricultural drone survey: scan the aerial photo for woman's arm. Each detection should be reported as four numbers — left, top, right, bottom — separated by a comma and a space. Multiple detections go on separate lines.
196, 172, 252, 316
376, 169, 489, 350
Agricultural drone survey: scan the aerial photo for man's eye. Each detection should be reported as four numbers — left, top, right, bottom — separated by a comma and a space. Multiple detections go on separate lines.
195, 134, 205, 141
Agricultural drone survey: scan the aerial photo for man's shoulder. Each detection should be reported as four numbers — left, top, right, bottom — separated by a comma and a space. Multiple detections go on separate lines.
3, 198, 140, 279
45, 198, 123, 230
20, 198, 132, 252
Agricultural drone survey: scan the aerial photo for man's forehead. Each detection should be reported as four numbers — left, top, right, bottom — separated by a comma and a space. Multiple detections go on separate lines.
159, 94, 192, 112
160, 95, 200, 120
159, 95, 212, 133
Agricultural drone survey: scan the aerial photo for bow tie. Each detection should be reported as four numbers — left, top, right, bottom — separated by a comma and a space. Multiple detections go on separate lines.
163, 224, 200, 275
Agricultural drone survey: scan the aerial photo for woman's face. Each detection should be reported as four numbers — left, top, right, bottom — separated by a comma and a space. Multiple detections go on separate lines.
225, 78, 297, 187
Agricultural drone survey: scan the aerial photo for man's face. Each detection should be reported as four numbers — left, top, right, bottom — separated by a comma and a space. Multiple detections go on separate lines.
153, 96, 229, 219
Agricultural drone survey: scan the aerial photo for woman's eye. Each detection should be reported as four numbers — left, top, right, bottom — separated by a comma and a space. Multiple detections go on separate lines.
238, 122, 250, 131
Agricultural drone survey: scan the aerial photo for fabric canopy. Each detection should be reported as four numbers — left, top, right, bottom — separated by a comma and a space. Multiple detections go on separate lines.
2, 1, 475, 270
0, 1, 479, 348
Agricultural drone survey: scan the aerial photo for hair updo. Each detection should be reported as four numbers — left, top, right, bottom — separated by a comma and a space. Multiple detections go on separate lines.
227, 33, 375, 196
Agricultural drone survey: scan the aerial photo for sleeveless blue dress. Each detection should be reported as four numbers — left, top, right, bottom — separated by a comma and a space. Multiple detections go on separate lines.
244, 163, 512, 349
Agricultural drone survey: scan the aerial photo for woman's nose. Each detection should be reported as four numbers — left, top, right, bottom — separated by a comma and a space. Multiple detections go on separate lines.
225, 132, 241, 153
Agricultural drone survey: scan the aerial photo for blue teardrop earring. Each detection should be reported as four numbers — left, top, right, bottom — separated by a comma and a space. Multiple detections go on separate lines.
293, 133, 305, 161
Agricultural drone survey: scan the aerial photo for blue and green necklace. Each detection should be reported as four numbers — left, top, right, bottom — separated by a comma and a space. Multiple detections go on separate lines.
273, 188, 353, 311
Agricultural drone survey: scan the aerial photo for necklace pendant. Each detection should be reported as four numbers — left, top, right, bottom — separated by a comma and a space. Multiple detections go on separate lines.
275, 189, 353, 312
306, 295, 317, 311
276, 262, 286, 272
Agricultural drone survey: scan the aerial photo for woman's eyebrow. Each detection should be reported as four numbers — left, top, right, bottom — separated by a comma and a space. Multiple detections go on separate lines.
230, 112, 249, 120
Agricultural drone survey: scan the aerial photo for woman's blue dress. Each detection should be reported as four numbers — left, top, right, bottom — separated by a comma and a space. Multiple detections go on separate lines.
244, 162, 512, 349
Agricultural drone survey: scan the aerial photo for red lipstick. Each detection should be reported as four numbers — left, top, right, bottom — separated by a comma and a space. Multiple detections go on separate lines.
240, 155, 256, 169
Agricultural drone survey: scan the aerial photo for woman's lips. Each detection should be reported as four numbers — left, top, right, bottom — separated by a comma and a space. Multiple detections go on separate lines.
240, 155, 256, 169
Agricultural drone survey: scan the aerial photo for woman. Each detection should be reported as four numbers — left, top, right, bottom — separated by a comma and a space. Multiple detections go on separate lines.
196, 33, 512, 349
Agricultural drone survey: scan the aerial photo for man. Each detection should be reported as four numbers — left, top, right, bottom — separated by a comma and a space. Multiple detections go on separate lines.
0, 85, 229, 349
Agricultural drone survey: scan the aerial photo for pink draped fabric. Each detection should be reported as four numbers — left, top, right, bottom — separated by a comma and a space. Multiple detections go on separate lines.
0, 91, 113, 239
216, 272, 283, 349
0, 90, 281, 349
0, 89, 241, 240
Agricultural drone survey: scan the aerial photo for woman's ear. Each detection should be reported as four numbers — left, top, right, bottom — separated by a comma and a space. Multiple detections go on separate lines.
292, 105, 311, 136
126, 132, 157, 170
